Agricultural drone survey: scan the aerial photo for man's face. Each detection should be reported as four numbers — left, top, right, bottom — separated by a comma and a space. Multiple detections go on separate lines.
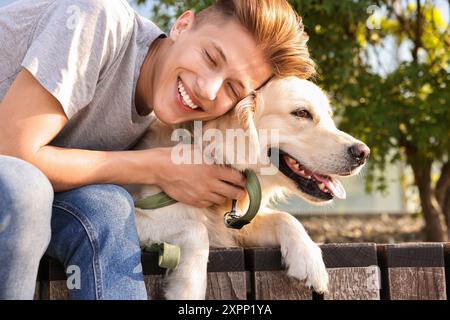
151, 11, 273, 124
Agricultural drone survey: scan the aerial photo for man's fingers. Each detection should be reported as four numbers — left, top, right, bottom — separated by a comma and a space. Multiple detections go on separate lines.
216, 166, 246, 187
212, 180, 246, 200
208, 192, 227, 205
196, 200, 213, 208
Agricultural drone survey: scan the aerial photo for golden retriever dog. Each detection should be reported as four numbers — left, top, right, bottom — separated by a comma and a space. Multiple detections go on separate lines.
126, 76, 370, 299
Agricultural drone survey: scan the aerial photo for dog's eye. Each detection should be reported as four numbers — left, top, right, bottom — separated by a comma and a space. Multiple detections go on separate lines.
291, 109, 312, 120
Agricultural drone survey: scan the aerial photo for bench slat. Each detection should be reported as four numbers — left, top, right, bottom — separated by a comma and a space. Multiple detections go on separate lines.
377, 243, 447, 300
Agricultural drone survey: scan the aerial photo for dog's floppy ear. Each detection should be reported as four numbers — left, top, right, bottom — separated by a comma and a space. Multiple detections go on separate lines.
232, 91, 261, 168
234, 92, 257, 128
202, 91, 262, 169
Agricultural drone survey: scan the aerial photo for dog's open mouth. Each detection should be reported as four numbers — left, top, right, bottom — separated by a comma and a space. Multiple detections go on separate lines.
270, 149, 346, 202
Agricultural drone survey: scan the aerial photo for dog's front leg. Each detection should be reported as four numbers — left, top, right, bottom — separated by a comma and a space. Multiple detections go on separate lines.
236, 210, 329, 293
163, 221, 210, 300
136, 210, 210, 300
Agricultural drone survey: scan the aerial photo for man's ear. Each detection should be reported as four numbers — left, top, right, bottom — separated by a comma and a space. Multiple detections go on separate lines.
170, 10, 196, 41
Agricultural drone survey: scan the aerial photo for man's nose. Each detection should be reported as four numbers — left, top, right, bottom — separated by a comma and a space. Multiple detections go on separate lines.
197, 74, 223, 101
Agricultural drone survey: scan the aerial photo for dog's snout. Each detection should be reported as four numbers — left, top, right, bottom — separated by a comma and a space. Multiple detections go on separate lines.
348, 143, 370, 164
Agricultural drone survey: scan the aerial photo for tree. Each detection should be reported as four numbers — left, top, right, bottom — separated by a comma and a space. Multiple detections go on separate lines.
138, 0, 450, 241
303, 0, 450, 241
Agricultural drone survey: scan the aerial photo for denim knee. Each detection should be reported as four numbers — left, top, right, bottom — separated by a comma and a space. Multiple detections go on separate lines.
49, 184, 145, 299
0, 155, 53, 251
52, 184, 138, 254
54, 184, 135, 232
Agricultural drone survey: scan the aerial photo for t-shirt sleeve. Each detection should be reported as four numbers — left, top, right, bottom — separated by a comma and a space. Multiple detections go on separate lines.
21, 0, 134, 118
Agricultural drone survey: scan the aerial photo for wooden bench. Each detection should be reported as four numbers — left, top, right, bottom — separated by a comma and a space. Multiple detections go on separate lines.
35, 243, 450, 300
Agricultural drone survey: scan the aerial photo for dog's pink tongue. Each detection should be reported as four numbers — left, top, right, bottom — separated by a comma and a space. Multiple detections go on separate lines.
313, 175, 346, 200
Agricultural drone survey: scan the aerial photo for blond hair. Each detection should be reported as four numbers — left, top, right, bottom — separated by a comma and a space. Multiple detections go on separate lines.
195, 0, 315, 80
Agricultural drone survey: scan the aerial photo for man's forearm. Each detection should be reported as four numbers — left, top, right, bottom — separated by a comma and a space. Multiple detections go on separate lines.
27, 145, 164, 192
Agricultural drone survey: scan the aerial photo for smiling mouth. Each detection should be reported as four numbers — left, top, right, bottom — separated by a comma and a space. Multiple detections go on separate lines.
270, 148, 346, 202
177, 78, 204, 111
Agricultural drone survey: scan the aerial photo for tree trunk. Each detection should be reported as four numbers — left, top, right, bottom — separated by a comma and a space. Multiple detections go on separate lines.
411, 163, 448, 242
436, 162, 450, 234
443, 191, 450, 236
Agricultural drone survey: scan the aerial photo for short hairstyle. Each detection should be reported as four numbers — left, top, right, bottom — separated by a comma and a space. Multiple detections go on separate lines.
195, 0, 316, 80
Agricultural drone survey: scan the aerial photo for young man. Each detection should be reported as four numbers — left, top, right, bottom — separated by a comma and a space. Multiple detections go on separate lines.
0, 0, 315, 299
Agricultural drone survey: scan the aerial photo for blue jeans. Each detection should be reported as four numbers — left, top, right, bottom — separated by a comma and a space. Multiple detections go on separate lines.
0, 155, 147, 300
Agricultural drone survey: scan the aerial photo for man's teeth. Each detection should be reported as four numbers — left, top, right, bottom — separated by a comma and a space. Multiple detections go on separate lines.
178, 80, 200, 110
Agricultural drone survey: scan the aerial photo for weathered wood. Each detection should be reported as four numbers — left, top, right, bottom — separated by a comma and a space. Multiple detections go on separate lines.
34, 282, 40, 300
34, 260, 47, 300
325, 267, 380, 300
442, 242, 450, 300
206, 272, 247, 300
40, 247, 246, 300
39, 257, 69, 300
206, 248, 247, 299
321, 243, 378, 268
321, 243, 380, 300
35, 244, 449, 300
47, 280, 70, 300
144, 275, 165, 300
386, 267, 446, 300
144, 272, 247, 300
377, 243, 447, 300
253, 271, 312, 300
143, 247, 247, 300
245, 247, 313, 300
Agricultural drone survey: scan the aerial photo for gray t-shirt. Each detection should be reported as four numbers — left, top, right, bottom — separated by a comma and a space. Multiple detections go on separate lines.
0, 0, 164, 151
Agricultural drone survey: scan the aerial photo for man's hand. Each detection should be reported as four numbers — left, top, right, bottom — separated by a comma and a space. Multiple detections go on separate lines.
153, 147, 247, 208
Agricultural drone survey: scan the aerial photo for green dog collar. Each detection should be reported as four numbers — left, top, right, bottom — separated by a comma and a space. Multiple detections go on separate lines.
134, 170, 262, 230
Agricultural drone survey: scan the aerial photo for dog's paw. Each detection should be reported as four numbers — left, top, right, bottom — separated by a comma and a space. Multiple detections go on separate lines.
284, 243, 329, 294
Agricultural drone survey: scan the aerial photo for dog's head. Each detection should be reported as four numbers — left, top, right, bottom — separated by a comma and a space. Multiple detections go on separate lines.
205, 76, 370, 204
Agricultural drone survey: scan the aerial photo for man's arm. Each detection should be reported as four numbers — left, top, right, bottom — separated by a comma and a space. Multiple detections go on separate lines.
0, 69, 164, 191
0, 69, 246, 206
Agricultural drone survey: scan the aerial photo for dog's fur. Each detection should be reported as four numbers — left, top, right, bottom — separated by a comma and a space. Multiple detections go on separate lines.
126, 77, 369, 299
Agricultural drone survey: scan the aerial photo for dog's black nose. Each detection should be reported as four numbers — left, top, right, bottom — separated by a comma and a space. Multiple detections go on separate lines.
348, 143, 370, 164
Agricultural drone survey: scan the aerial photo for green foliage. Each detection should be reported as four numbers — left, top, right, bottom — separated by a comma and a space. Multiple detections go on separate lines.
138, 0, 450, 193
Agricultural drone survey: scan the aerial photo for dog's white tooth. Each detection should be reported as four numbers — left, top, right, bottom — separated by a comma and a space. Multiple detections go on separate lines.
318, 183, 325, 190
293, 163, 300, 170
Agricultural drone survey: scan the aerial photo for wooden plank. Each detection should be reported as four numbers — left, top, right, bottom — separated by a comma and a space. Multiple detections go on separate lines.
321, 243, 380, 300
34, 282, 40, 300
42, 247, 246, 300
45, 258, 69, 300
144, 272, 247, 300
325, 267, 380, 300
377, 243, 447, 300
34, 259, 47, 300
244, 247, 312, 300
144, 275, 165, 300
206, 272, 246, 300
143, 247, 247, 300
47, 280, 70, 300
253, 271, 312, 300
206, 248, 246, 300
443, 242, 450, 300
